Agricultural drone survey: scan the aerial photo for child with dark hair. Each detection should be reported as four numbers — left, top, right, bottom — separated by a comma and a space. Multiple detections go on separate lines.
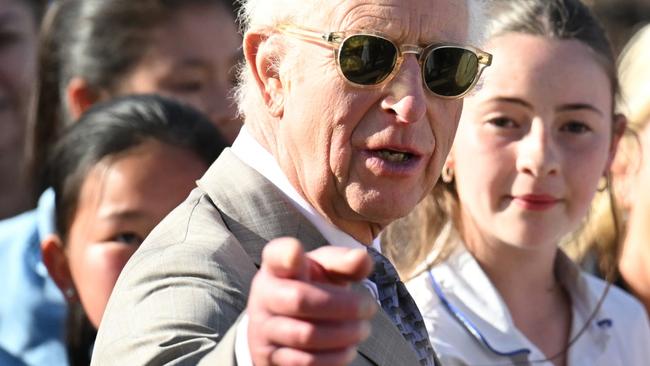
0, 1, 240, 364
30, 0, 241, 194
41, 94, 227, 366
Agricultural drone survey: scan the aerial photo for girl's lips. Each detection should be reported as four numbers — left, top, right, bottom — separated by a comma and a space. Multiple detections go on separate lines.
511, 194, 560, 211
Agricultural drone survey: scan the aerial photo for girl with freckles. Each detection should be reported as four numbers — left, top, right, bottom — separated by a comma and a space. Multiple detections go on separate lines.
383, 0, 650, 365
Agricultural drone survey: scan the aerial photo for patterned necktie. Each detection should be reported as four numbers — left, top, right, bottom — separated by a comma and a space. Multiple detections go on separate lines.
367, 247, 440, 366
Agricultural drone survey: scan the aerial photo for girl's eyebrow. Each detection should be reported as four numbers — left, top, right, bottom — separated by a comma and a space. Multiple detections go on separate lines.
556, 103, 603, 116
99, 208, 146, 221
491, 96, 533, 110
490, 97, 604, 117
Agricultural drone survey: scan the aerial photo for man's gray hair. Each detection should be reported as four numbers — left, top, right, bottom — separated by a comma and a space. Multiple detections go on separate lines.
233, 0, 487, 121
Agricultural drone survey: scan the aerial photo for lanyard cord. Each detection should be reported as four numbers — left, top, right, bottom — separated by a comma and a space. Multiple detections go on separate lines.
427, 269, 612, 365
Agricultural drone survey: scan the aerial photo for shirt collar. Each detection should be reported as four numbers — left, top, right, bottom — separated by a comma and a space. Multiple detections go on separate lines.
554, 250, 613, 342
36, 188, 56, 239
431, 243, 612, 359
230, 127, 381, 252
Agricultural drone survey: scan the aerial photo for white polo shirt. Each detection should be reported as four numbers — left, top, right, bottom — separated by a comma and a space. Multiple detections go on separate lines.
406, 243, 650, 365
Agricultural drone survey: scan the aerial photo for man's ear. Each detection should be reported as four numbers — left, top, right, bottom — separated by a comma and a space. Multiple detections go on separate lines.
65, 77, 100, 120
41, 234, 78, 303
244, 30, 285, 118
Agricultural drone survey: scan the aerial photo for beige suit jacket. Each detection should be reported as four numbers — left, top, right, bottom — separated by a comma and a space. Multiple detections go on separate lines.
91, 150, 421, 365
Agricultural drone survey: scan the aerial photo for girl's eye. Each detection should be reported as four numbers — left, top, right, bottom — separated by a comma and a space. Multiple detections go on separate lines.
487, 117, 518, 129
113, 232, 144, 246
561, 121, 591, 134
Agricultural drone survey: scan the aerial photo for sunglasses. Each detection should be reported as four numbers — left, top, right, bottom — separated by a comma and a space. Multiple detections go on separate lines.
277, 25, 492, 99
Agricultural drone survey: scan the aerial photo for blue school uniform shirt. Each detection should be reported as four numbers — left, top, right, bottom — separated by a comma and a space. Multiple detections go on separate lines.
0, 189, 68, 365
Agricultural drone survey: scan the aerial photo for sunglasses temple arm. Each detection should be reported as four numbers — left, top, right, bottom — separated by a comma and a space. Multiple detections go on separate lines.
277, 26, 336, 47
478, 52, 493, 66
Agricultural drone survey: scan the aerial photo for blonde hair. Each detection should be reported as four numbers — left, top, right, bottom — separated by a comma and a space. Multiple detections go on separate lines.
619, 24, 650, 129
233, 0, 488, 124
383, 0, 619, 280
567, 24, 650, 276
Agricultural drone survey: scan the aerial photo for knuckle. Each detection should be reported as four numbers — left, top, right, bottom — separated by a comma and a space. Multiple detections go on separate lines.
296, 353, 318, 366
294, 322, 317, 346
282, 284, 323, 314
251, 344, 276, 366
283, 285, 306, 312
273, 348, 314, 366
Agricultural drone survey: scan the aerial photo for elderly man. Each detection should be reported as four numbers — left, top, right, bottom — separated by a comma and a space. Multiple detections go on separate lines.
91, 0, 490, 365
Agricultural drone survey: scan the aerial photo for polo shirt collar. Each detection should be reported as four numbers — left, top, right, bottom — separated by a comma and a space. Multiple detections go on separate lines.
430, 241, 613, 360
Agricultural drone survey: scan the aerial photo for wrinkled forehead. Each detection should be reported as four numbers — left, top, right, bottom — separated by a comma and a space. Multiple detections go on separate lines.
309, 0, 469, 44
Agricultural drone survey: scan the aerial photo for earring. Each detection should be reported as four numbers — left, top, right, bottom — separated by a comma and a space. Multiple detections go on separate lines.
597, 174, 609, 192
64, 287, 76, 299
441, 165, 454, 183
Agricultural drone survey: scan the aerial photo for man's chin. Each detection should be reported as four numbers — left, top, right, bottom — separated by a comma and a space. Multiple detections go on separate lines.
352, 200, 419, 226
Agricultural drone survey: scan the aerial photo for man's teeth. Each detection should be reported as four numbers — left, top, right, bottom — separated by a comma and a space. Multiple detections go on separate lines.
377, 150, 411, 162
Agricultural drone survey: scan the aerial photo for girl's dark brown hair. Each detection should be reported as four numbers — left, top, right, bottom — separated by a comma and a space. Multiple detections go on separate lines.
26, 0, 236, 198
46, 94, 227, 365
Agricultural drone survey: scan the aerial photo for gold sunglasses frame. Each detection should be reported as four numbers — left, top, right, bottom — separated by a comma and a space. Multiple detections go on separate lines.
277, 24, 493, 99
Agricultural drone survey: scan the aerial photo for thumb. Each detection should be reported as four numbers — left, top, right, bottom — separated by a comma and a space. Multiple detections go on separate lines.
306, 246, 374, 285
260, 237, 309, 281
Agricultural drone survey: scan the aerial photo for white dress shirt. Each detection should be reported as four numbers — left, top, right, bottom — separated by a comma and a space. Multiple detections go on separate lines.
230, 127, 381, 364
406, 241, 650, 366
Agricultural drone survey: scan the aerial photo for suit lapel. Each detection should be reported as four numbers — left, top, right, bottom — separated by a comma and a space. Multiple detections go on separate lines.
199, 151, 418, 365
197, 149, 328, 265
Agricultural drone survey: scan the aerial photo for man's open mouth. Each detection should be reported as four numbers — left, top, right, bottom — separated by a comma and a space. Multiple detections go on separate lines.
373, 149, 415, 163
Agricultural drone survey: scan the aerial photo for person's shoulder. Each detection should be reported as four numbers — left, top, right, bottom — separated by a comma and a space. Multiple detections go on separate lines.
93, 187, 256, 365
117, 185, 257, 288
583, 273, 641, 308
582, 272, 649, 326
0, 209, 39, 247
126, 187, 240, 265
405, 264, 458, 334
405, 263, 493, 364
406, 268, 440, 309
581, 272, 650, 360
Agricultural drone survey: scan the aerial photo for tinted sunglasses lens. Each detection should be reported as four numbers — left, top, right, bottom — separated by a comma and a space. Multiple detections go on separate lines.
423, 47, 479, 97
338, 35, 398, 85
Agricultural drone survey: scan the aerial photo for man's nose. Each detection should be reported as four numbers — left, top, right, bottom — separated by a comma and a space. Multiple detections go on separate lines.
381, 55, 427, 124
516, 121, 560, 177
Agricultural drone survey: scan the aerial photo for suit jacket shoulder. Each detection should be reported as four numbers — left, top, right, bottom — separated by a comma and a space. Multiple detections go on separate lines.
92, 150, 327, 365
91, 150, 420, 366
